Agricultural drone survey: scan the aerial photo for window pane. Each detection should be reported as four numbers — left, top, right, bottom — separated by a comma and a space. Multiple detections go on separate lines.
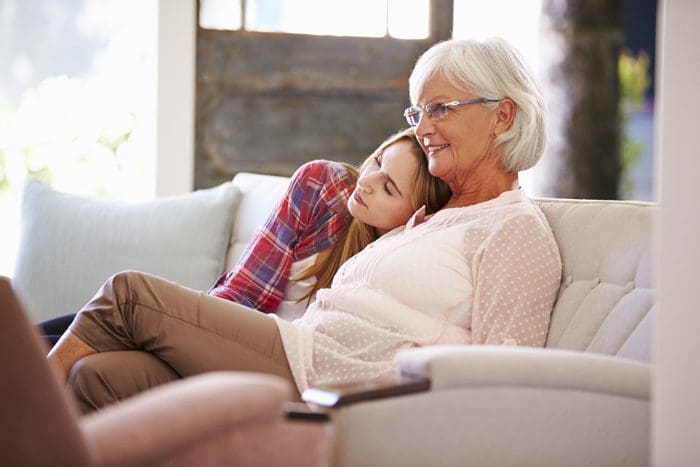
247, 0, 387, 37
200, 0, 242, 30
388, 0, 429, 39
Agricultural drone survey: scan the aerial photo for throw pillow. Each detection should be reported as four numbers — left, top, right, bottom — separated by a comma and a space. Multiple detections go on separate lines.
12, 179, 240, 322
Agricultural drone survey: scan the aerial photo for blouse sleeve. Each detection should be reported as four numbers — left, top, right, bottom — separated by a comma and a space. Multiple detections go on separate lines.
207, 160, 354, 313
470, 213, 562, 347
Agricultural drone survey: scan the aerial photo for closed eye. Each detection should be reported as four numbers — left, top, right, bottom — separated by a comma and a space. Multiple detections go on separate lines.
373, 153, 399, 196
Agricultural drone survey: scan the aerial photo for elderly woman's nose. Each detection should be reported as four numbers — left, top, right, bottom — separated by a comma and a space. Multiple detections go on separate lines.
414, 112, 435, 137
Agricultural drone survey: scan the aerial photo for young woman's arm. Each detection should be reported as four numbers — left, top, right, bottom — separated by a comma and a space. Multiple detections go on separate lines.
207, 160, 355, 313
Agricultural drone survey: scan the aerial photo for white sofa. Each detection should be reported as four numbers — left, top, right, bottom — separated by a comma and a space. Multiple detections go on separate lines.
232, 173, 654, 467
13, 172, 654, 466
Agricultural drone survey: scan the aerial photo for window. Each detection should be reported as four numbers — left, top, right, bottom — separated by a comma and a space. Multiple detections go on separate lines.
0, 0, 156, 276
199, 0, 430, 39
452, 0, 543, 70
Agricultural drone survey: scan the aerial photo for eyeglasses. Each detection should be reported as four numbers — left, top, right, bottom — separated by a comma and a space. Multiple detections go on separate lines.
403, 98, 501, 127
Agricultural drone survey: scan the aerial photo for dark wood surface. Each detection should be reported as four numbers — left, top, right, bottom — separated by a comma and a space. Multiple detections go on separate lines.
301, 373, 431, 408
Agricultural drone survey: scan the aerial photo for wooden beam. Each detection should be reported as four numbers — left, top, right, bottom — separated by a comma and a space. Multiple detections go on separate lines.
429, 0, 454, 42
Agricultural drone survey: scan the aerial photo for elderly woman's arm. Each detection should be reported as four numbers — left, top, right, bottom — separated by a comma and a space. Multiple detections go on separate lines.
470, 213, 562, 347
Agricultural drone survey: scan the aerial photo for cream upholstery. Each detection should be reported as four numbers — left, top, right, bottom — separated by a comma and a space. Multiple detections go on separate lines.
227, 173, 655, 467
538, 199, 654, 362
224, 172, 290, 271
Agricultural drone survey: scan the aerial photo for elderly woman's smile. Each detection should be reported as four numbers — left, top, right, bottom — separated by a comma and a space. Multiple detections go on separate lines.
424, 142, 450, 157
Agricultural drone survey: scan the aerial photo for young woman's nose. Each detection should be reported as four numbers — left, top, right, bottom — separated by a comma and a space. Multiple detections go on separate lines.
358, 171, 383, 193
358, 177, 373, 193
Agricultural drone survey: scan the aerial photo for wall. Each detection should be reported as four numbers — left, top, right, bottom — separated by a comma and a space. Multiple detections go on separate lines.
653, 0, 700, 464
155, 0, 196, 196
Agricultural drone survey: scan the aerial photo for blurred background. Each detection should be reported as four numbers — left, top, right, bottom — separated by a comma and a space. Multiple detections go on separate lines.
0, 0, 657, 276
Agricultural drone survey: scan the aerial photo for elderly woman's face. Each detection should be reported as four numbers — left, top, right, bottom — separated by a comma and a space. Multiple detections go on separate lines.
414, 75, 500, 187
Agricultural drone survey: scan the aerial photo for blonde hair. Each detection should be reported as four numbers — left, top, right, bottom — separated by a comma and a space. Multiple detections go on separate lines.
293, 128, 450, 302
409, 37, 546, 172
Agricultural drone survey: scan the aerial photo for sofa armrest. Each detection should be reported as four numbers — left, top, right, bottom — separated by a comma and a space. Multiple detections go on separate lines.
313, 346, 650, 467
303, 346, 648, 410
396, 345, 650, 400
81, 372, 290, 467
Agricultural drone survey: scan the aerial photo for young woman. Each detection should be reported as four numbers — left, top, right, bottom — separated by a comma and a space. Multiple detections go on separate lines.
39, 128, 451, 346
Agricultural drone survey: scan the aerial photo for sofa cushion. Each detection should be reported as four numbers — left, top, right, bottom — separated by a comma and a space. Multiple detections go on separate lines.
536, 198, 655, 363
225, 172, 291, 270
13, 180, 240, 322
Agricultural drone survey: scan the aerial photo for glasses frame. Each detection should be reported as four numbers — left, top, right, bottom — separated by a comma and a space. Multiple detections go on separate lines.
403, 98, 501, 127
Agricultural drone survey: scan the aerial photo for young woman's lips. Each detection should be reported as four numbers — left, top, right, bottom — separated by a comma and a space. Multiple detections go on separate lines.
353, 190, 367, 207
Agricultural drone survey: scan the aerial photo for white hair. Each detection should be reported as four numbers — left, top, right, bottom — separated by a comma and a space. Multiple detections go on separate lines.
408, 38, 546, 172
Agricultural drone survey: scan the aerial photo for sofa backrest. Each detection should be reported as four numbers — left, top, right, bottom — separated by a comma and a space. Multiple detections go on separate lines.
536, 199, 655, 363
225, 172, 291, 271
228, 173, 656, 364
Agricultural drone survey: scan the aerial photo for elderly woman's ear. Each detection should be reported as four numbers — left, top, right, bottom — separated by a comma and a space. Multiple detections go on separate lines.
493, 98, 516, 136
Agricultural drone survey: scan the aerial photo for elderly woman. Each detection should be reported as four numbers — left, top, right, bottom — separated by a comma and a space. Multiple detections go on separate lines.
49, 37, 561, 410
397, 37, 561, 346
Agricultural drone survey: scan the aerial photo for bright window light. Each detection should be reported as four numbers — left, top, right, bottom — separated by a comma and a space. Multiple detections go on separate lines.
0, 0, 156, 277
199, 0, 242, 31
199, 0, 430, 39
452, 0, 543, 70
388, 0, 430, 39
247, 0, 387, 37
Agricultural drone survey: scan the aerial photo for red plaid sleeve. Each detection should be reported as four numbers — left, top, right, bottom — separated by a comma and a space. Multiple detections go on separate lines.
207, 160, 355, 312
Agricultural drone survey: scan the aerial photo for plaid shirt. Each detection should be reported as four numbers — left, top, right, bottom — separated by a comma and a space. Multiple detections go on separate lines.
207, 160, 355, 313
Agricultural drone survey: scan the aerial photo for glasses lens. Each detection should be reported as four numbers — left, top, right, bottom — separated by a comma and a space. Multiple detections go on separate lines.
426, 102, 448, 120
404, 107, 420, 126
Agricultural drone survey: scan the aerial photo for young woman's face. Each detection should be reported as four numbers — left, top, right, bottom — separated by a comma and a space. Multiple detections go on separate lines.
347, 139, 420, 235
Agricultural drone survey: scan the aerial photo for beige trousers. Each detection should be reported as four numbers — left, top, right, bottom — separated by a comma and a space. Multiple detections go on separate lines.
68, 270, 297, 412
